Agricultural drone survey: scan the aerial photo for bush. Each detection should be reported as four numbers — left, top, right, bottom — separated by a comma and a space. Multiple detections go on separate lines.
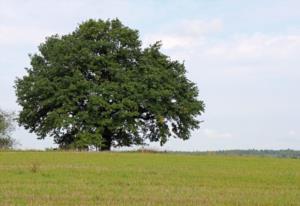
0, 110, 17, 149
0, 137, 16, 149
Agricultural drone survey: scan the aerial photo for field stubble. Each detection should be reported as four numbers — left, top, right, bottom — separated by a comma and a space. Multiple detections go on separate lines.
0, 152, 299, 205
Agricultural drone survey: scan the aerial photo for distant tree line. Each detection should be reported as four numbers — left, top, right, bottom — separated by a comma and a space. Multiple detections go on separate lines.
193, 149, 300, 159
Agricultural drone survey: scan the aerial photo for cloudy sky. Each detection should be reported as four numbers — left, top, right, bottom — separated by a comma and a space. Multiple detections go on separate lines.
1, 0, 300, 150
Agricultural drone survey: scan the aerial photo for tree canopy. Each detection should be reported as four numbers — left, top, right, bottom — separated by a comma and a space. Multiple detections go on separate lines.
15, 19, 205, 150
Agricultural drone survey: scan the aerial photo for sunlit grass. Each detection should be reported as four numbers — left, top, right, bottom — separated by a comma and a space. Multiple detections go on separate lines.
0, 151, 299, 205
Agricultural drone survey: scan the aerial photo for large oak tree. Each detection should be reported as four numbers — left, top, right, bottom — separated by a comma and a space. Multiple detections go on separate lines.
15, 19, 205, 150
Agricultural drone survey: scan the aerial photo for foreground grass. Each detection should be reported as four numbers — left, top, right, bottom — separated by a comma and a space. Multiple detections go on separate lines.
0, 152, 299, 205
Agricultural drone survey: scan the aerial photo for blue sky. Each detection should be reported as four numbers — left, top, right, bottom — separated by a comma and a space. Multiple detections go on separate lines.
1, 0, 300, 150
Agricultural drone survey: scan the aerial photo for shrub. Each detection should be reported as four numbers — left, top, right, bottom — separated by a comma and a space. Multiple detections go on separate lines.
0, 110, 17, 149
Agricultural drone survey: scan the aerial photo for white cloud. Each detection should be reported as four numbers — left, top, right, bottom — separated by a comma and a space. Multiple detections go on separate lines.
144, 34, 201, 49
143, 19, 222, 49
146, 24, 300, 77
143, 19, 300, 78
205, 33, 300, 62
200, 33, 300, 78
143, 18, 300, 62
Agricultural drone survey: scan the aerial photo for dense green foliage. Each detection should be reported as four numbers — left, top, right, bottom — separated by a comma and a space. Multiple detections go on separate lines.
15, 19, 204, 150
0, 110, 15, 149
0, 152, 299, 205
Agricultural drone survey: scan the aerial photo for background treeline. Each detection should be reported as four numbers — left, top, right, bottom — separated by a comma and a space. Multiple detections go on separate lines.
181, 149, 300, 158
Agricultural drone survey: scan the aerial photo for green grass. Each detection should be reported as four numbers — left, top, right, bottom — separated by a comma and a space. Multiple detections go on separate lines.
0, 152, 299, 205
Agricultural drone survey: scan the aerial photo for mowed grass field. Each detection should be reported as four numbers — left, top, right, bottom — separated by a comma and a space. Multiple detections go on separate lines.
0, 152, 299, 206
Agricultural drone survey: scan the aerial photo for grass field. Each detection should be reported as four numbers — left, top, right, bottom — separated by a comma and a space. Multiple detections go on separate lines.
0, 152, 299, 205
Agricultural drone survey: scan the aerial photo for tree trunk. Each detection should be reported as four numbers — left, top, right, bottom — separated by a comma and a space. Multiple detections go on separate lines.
101, 128, 112, 151
101, 140, 111, 151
